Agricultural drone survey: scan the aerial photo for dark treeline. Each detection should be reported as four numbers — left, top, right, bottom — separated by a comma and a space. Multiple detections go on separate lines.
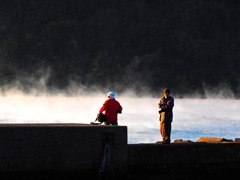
0, 0, 240, 97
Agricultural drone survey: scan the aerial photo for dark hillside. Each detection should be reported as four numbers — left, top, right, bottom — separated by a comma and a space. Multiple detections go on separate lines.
0, 0, 239, 97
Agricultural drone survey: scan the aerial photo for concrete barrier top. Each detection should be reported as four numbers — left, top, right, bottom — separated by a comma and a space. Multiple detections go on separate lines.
0, 123, 126, 127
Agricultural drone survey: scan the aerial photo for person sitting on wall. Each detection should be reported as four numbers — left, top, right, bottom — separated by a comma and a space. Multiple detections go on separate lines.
99, 91, 123, 126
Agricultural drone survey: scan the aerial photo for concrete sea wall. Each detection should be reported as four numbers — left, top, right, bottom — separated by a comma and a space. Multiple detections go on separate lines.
0, 124, 239, 180
128, 143, 240, 179
0, 124, 127, 180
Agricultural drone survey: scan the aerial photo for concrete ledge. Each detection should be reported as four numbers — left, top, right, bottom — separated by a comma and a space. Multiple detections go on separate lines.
128, 143, 240, 179
0, 123, 128, 180
1, 124, 240, 180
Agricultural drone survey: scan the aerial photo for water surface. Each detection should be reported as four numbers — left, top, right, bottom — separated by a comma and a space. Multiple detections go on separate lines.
0, 93, 239, 144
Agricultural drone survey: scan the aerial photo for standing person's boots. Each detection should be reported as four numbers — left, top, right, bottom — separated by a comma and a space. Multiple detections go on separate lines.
162, 137, 170, 144
165, 139, 170, 144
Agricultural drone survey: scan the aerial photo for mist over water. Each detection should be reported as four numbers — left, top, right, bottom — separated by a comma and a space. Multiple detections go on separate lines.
0, 91, 239, 144
1, 0, 239, 148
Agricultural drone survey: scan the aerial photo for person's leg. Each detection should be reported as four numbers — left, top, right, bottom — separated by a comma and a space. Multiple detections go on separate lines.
104, 121, 111, 125
105, 121, 118, 125
160, 120, 166, 143
164, 122, 172, 143
111, 121, 118, 126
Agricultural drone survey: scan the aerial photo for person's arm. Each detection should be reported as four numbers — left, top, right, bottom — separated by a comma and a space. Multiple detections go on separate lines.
158, 98, 166, 109
158, 97, 173, 113
158, 98, 165, 114
118, 103, 123, 113
99, 101, 107, 113
164, 97, 174, 111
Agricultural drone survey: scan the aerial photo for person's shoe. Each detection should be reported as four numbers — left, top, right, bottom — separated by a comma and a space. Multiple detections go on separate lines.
162, 140, 171, 144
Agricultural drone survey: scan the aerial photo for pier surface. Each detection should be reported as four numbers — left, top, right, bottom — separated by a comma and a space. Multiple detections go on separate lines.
0, 123, 239, 179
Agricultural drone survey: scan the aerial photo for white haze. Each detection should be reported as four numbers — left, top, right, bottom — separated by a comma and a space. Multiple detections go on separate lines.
0, 91, 239, 144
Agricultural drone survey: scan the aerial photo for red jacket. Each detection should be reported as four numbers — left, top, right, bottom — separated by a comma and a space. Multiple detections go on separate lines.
99, 98, 122, 121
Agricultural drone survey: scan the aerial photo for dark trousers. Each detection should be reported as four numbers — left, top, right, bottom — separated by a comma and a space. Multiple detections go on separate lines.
104, 120, 118, 126
160, 120, 172, 143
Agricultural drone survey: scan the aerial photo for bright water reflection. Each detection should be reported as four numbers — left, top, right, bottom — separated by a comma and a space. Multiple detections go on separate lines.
0, 93, 239, 144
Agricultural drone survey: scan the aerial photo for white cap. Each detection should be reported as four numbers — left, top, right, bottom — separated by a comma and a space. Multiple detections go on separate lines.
107, 91, 115, 99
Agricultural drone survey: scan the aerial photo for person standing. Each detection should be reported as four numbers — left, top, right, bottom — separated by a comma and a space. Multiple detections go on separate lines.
99, 91, 123, 125
158, 88, 174, 144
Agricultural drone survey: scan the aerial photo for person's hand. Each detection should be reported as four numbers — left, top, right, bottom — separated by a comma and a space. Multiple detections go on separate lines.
159, 109, 165, 114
